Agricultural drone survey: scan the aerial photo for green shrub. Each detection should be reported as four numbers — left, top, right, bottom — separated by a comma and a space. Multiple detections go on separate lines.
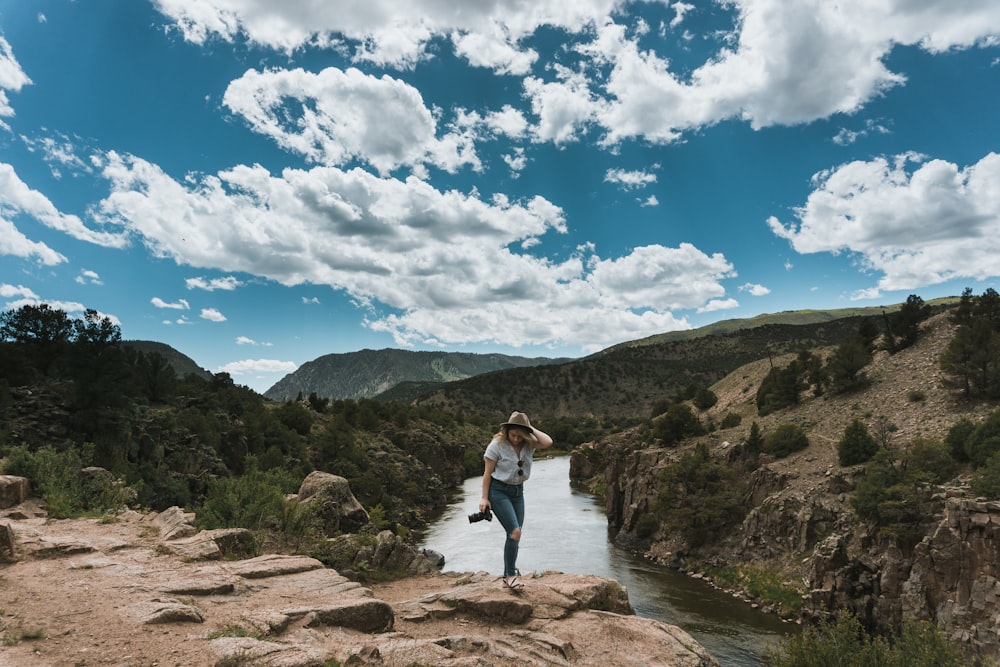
693, 387, 718, 411
971, 451, 1000, 500
838, 418, 879, 466
851, 450, 904, 524
757, 363, 806, 416
965, 409, 1000, 468
764, 424, 809, 459
705, 563, 802, 617
746, 421, 764, 454
905, 437, 957, 484
720, 412, 742, 429
635, 514, 658, 539
946, 418, 976, 463
1, 444, 128, 518
656, 443, 746, 547
765, 613, 969, 667
197, 463, 300, 532
851, 449, 936, 544
653, 403, 706, 445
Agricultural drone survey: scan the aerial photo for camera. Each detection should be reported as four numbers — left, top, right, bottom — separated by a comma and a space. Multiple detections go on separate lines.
468, 507, 493, 523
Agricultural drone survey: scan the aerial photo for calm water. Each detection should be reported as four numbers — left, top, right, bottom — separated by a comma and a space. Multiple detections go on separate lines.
419, 456, 793, 666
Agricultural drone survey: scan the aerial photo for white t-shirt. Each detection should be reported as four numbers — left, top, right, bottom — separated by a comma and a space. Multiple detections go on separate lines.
484, 437, 535, 485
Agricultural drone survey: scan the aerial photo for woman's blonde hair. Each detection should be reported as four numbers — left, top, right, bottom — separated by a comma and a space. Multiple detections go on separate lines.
495, 424, 532, 441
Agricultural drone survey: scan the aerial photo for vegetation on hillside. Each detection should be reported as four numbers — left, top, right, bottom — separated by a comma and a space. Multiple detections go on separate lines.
0, 304, 491, 538
765, 614, 972, 667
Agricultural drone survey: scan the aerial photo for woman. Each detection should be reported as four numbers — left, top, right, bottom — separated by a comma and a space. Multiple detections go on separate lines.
479, 411, 554, 590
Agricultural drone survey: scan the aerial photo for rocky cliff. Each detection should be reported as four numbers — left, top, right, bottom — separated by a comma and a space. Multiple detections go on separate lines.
572, 311, 1000, 659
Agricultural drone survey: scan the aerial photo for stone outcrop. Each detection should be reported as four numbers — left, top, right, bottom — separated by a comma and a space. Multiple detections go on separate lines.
158, 527, 257, 561
0, 474, 30, 509
807, 495, 1000, 655
297, 470, 371, 534
0, 500, 719, 666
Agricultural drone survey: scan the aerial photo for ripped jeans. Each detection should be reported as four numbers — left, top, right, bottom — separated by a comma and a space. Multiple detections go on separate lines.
488, 478, 525, 578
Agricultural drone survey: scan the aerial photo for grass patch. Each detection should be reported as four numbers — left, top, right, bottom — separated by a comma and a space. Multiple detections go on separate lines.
207, 625, 266, 640
705, 563, 803, 617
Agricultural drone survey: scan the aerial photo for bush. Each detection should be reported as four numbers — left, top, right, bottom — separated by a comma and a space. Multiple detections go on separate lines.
838, 418, 879, 466
653, 403, 706, 445
634, 514, 659, 539
720, 412, 742, 429
1, 444, 129, 518
965, 409, 1000, 468
693, 387, 718, 411
656, 443, 746, 547
705, 563, 802, 617
851, 449, 934, 544
757, 363, 806, 416
946, 418, 976, 463
764, 424, 809, 459
971, 451, 1000, 500
197, 462, 301, 532
746, 421, 764, 454
905, 437, 957, 484
765, 613, 969, 667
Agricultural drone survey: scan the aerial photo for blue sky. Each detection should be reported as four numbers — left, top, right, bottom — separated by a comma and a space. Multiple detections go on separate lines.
1, 1, 999, 394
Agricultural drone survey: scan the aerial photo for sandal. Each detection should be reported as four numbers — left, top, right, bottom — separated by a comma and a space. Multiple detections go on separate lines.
502, 576, 524, 591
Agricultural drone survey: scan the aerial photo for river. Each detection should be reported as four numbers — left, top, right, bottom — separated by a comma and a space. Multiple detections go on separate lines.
419, 456, 793, 666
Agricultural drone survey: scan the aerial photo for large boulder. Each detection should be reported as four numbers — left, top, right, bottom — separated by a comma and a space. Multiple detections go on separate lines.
315, 530, 444, 581
0, 475, 30, 509
297, 471, 370, 534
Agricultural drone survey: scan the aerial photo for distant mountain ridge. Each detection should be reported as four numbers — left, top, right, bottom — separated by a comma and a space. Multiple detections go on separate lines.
265, 300, 959, 407
601, 301, 956, 350
264, 348, 571, 402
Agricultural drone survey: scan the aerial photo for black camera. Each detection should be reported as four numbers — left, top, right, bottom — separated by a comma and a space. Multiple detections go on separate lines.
468, 507, 493, 523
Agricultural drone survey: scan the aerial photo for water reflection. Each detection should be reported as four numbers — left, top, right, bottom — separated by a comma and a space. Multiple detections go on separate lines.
419, 456, 792, 666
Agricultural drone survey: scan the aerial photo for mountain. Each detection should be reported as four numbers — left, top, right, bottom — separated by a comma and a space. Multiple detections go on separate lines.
123, 340, 212, 379
601, 299, 956, 350
265, 301, 954, 418
263, 348, 572, 402
409, 314, 888, 421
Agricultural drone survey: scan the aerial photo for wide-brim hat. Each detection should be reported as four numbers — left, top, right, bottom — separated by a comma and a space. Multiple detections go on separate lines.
501, 411, 534, 433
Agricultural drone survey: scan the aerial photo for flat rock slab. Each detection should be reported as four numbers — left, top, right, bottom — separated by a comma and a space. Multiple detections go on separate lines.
225, 553, 325, 578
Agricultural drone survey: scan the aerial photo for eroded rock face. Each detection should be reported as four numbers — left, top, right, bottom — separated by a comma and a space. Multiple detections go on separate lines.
0, 501, 720, 667
805, 496, 1000, 657
591, 433, 1000, 660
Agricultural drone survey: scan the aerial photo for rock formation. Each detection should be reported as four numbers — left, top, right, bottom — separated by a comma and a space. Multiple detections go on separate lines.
0, 497, 719, 666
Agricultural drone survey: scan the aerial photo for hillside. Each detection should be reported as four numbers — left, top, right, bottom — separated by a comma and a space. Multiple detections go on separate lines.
123, 340, 212, 380
412, 315, 894, 421
601, 300, 954, 350
264, 303, 955, 413
570, 306, 1000, 659
264, 348, 571, 402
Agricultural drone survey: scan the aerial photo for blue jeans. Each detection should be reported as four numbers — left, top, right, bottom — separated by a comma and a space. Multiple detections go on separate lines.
488, 478, 525, 577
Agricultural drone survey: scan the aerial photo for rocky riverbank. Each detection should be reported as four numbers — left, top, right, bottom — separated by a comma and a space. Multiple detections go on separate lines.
0, 491, 719, 667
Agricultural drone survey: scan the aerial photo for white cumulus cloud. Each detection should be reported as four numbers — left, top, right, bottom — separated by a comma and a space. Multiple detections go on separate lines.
768, 152, 1000, 295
